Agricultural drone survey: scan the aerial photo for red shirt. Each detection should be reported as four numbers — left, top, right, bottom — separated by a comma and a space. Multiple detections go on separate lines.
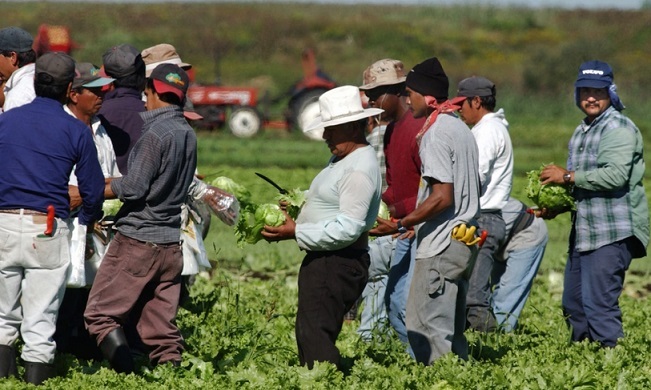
382, 111, 425, 218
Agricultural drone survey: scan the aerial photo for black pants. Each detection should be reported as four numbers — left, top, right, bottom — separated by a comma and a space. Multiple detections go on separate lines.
295, 248, 369, 369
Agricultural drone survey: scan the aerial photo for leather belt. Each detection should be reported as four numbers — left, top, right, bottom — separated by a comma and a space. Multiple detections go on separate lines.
0, 208, 47, 216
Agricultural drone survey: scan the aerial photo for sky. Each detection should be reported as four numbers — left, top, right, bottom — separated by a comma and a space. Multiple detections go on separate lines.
8, 0, 646, 9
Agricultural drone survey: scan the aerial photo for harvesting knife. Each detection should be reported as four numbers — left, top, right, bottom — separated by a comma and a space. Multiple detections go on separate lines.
255, 172, 288, 194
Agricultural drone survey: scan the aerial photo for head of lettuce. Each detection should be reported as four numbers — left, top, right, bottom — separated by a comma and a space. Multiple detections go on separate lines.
526, 165, 575, 212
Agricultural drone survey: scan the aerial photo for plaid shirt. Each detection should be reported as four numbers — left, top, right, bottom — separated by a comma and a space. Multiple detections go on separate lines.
568, 106, 649, 252
367, 124, 388, 193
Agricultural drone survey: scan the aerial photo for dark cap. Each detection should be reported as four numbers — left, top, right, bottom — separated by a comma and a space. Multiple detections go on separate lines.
150, 63, 189, 101
405, 57, 449, 99
72, 62, 115, 89
575, 60, 613, 89
35, 52, 75, 86
0, 27, 33, 52
102, 44, 143, 79
456, 76, 495, 97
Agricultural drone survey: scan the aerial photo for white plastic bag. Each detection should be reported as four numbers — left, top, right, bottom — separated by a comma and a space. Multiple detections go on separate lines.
67, 219, 87, 288
181, 205, 212, 275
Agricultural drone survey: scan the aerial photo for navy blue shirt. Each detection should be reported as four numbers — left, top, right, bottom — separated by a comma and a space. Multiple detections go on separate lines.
0, 97, 104, 225
98, 87, 146, 175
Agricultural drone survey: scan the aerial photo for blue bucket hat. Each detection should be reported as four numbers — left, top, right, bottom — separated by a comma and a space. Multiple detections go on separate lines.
574, 60, 624, 111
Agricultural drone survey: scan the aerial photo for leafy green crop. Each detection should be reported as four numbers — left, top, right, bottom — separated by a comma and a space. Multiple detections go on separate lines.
526, 165, 576, 212
102, 199, 123, 217
211, 176, 253, 208
234, 203, 286, 247
276, 188, 306, 220
378, 201, 390, 220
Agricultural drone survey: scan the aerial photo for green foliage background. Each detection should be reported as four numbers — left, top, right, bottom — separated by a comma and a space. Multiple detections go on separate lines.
3, 3, 651, 388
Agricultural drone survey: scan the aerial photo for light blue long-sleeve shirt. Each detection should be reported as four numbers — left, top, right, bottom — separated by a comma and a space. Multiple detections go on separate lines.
295, 145, 381, 251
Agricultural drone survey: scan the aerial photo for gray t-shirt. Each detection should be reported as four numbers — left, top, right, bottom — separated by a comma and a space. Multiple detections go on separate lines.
415, 113, 481, 259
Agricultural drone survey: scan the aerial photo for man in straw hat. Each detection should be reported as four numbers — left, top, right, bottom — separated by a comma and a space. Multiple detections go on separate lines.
262, 85, 382, 370
373, 57, 481, 364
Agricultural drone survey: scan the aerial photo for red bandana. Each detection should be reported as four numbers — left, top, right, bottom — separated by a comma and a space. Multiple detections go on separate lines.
415, 96, 463, 145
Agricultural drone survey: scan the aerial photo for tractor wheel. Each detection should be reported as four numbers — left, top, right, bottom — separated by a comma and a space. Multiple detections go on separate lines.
228, 106, 261, 138
291, 89, 328, 141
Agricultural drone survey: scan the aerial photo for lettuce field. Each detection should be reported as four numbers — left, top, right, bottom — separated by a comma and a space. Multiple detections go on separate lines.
2, 132, 650, 389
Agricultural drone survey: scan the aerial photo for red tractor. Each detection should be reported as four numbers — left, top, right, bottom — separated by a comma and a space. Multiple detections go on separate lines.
33, 24, 78, 55
188, 48, 335, 139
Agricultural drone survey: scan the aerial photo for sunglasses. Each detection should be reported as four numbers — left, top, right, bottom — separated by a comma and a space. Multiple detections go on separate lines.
365, 87, 399, 102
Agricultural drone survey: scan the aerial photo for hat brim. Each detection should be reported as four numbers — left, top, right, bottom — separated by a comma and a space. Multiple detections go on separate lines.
359, 76, 406, 91
145, 60, 192, 77
153, 79, 185, 101
304, 107, 384, 133
449, 96, 467, 106
184, 110, 204, 121
81, 77, 115, 88
575, 79, 610, 89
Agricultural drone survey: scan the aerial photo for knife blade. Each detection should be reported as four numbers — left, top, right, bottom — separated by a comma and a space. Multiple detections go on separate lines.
255, 172, 288, 194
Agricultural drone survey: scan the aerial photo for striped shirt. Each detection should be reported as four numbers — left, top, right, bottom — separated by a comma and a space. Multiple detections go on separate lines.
111, 105, 197, 244
568, 106, 649, 253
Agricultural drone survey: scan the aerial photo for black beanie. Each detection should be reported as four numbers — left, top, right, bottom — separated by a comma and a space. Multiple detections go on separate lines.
405, 57, 449, 99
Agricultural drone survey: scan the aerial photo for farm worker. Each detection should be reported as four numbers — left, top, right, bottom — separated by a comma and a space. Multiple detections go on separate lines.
261, 85, 382, 370
98, 44, 147, 175
84, 63, 197, 372
359, 59, 426, 349
0, 52, 104, 385
539, 60, 649, 347
141, 42, 214, 303
0, 27, 36, 112
372, 57, 481, 364
141, 43, 204, 122
451, 76, 514, 332
491, 197, 547, 332
350, 59, 395, 335
53, 63, 119, 360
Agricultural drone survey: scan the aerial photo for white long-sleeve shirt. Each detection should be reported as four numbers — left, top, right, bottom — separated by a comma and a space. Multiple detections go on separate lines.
471, 108, 513, 211
2, 63, 35, 112
295, 145, 381, 251
65, 105, 121, 184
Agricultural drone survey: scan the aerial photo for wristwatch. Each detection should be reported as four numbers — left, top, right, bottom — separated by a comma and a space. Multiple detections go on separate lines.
396, 219, 408, 234
563, 172, 572, 184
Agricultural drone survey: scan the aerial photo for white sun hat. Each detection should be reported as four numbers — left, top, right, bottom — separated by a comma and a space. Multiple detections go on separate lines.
304, 85, 384, 133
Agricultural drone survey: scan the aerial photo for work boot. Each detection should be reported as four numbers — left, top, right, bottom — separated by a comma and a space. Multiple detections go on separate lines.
23, 361, 55, 386
466, 307, 498, 332
99, 327, 135, 374
0, 345, 17, 378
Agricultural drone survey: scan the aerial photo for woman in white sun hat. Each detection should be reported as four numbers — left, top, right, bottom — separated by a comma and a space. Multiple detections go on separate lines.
262, 85, 382, 370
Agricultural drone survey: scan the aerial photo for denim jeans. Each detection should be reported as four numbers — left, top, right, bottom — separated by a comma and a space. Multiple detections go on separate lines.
491, 235, 547, 332
466, 212, 506, 331
562, 238, 633, 347
385, 236, 416, 344
358, 235, 394, 340
406, 239, 477, 365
